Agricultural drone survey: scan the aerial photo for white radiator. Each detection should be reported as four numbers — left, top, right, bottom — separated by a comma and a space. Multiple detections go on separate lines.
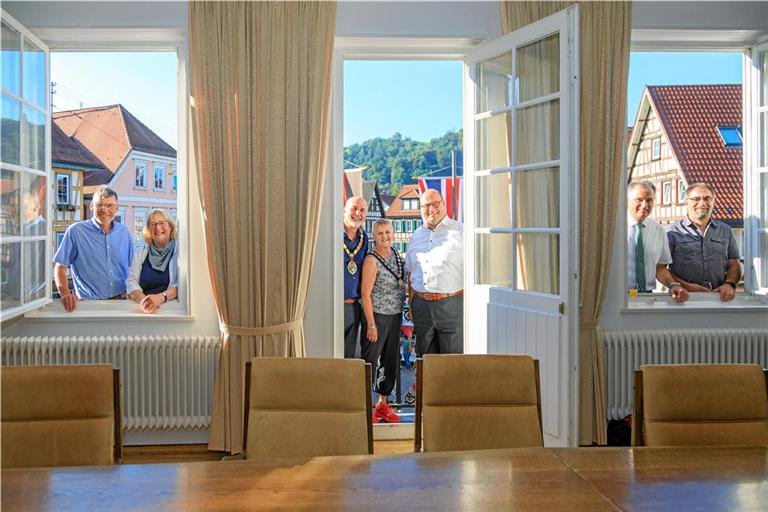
603, 329, 768, 420
1, 336, 220, 431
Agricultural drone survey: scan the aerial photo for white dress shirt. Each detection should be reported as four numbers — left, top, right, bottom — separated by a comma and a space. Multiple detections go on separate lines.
406, 216, 464, 293
627, 217, 671, 292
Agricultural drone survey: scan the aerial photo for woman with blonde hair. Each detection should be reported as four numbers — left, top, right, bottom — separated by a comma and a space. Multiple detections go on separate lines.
361, 219, 405, 423
126, 209, 178, 313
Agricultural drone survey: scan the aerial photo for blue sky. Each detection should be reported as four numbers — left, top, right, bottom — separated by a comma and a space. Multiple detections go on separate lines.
51, 51, 742, 151
343, 60, 463, 146
51, 52, 178, 148
626, 52, 742, 123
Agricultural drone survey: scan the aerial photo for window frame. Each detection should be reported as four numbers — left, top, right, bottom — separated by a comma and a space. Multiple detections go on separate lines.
153, 163, 166, 191
134, 160, 147, 189
0, 10, 52, 322
651, 137, 661, 160
56, 172, 70, 205
15, 26, 191, 319
622, 35, 768, 312
662, 181, 672, 205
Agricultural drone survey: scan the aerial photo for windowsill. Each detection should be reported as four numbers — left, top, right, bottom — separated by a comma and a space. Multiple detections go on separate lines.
24, 299, 193, 321
621, 292, 768, 313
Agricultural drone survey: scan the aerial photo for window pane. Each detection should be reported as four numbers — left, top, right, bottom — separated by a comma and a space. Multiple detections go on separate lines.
22, 173, 46, 235
22, 106, 45, 170
1, 168, 20, 236
516, 33, 559, 103
1, 21, 21, 96
759, 173, 768, 225
475, 233, 514, 287
22, 38, 45, 108
515, 99, 559, 165
475, 172, 512, 228
476, 113, 511, 171
0, 241, 21, 308
1, 94, 21, 165
478, 53, 512, 112
23, 239, 45, 302
760, 50, 767, 107
760, 112, 767, 168
516, 167, 559, 229
517, 233, 559, 294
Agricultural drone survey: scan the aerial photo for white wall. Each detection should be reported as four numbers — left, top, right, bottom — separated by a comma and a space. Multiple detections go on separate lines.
3, 0, 768, 351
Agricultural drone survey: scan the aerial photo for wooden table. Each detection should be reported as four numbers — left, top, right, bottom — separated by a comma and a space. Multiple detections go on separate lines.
2, 447, 767, 511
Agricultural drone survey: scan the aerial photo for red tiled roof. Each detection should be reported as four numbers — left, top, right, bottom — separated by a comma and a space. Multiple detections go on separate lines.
53, 104, 176, 177
385, 184, 422, 219
647, 85, 742, 222
51, 123, 106, 171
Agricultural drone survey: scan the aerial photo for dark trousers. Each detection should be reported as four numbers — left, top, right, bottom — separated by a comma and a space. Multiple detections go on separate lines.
343, 301, 366, 359
411, 294, 463, 356
362, 312, 402, 397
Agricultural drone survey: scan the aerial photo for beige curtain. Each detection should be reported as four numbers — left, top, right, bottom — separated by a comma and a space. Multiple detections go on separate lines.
501, 1, 632, 445
189, 1, 336, 454
514, 33, 560, 294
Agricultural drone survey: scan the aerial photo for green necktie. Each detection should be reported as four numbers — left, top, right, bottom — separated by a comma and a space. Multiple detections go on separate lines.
634, 223, 646, 291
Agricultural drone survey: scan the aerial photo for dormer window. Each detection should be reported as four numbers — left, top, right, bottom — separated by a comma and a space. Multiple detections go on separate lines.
717, 126, 742, 147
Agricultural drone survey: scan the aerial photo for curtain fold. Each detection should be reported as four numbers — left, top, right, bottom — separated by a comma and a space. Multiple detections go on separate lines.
189, 0, 336, 454
501, 0, 632, 445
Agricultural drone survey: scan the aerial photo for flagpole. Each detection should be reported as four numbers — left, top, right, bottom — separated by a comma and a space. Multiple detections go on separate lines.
451, 150, 457, 220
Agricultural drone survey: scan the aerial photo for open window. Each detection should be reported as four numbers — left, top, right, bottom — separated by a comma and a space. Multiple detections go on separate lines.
745, 41, 768, 294
624, 43, 768, 306
1, 11, 52, 321
1, 8, 189, 320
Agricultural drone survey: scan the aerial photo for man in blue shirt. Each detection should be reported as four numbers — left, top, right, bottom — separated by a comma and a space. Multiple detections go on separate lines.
667, 182, 741, 302
53, 185, 134, 312
343, 196, 368, 358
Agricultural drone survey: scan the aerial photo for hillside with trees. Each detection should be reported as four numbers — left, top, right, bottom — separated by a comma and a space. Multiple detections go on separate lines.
343, 130, 462, 195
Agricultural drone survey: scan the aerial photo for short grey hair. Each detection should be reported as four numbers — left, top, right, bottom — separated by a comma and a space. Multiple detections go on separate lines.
93, 184, 118, 202
685, 182, 715, 198
627, 180, 655, 194
373, 219, 392, 230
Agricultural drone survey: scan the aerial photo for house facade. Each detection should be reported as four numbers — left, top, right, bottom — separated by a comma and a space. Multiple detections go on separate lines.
51, 123, 107, 252
385, 184, 423, 256
627, 84, 743, 248
53, 104, 177, 248
362, 180, 387, 251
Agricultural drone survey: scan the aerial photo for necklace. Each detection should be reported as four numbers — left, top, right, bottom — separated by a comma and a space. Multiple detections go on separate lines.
371, 249, 405, 288
343, 229, 365, 275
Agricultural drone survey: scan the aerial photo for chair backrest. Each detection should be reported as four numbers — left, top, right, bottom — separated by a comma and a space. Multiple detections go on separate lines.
415, 354, 543, 452
1, 364, 121, 468
632, 364, 768, 447
244, 357, 373, 461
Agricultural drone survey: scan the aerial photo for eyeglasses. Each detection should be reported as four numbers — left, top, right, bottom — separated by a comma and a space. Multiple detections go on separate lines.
94, 202, 117, 210
687, 196, 714, 203
149, 220, 168, 228
420, 200, 443, 211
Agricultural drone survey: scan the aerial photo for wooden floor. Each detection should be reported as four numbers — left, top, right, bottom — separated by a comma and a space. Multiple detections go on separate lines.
123, 440, 413, 464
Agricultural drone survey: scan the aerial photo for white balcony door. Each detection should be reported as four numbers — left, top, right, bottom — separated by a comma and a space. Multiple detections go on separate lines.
463, 6, 579, 446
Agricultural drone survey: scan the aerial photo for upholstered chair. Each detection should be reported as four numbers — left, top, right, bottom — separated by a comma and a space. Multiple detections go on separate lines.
243, 357, 373, 461
415, 354, 543, 452
1, 364, 121, 468
632, 363, 768, 447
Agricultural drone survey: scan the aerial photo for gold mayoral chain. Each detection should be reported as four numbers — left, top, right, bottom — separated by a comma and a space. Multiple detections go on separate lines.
344, 229, 365, 275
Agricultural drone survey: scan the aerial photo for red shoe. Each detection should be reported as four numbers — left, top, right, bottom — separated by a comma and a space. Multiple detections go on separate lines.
373, 402, 401, 423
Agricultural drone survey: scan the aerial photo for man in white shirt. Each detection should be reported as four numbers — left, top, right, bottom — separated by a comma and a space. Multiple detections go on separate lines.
405, 189, 464, 355
627, 181, 688, 303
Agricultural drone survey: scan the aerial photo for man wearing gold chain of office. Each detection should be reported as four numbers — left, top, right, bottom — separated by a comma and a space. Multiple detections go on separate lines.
343, 196, 369, 358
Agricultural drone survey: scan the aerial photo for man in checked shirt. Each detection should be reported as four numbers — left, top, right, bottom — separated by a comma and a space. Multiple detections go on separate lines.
667, 182, 741, 302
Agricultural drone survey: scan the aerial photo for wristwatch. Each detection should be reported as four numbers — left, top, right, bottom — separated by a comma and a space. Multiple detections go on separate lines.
668, 282, 681, 293
162, 291, 168, 303
724, 281, 737, 289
